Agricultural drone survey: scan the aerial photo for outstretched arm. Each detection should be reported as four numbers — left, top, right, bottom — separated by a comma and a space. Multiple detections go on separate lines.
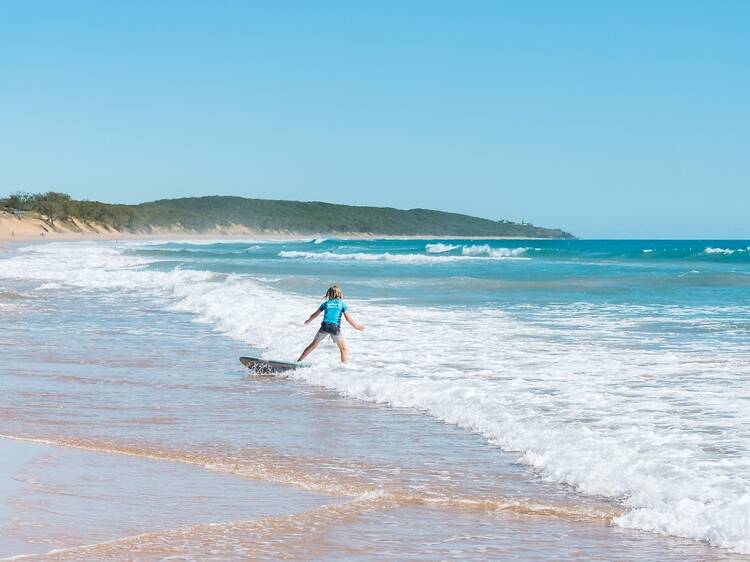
343, 311, 365, 332
304, 309, 323, 325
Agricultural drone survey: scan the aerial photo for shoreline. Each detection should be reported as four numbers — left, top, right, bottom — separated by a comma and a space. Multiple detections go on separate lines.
0, 213, 568, 243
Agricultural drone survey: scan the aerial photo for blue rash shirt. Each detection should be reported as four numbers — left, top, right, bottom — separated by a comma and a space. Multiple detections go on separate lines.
319, 299, 348, 326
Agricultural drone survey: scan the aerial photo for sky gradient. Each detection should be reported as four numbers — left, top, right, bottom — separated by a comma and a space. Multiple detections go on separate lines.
2, 1, 748, 238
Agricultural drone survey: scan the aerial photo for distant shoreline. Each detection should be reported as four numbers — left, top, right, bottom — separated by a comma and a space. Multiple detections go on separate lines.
0, 214, 568, 243
1, 193, 575, 240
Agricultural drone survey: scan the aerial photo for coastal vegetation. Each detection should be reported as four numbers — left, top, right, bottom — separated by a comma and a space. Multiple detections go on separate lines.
1, 191, 574, 238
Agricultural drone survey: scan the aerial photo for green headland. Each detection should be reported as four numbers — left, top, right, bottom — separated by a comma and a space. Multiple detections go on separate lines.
1, 192, 574, 238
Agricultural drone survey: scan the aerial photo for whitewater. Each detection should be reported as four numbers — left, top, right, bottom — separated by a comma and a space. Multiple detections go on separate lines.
1, 238, 749, 555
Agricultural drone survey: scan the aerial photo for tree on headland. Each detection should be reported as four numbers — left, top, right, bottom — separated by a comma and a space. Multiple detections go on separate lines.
33, 192, 72, 227
3, 191, 35, 211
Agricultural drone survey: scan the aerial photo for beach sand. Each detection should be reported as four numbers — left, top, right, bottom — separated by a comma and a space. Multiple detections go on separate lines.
0, 213, 270, 243
0, 439, 50, 558
0, 212, 551, 243
2, 435, 740, 561
0, 436, 334, 559
1, 435, 743, 561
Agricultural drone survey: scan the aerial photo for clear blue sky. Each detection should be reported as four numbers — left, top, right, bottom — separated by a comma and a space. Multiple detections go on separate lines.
2, 1, 748, 238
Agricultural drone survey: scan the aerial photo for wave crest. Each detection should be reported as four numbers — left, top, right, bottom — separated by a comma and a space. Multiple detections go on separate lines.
705, 246, 749, 256
462, 244, 529, 258
279, 248, 530, 263
425, 243, 460, 253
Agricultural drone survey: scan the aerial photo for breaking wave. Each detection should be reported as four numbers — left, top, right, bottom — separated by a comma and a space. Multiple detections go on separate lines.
461, 244, 529, 258
705, 246, 750, 256
278, 249, 529, 263
425, 243, 460, 253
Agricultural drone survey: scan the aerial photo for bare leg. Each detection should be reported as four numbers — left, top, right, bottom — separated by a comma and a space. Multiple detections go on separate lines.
336, 340, 348, 363
298, 338, 321, 362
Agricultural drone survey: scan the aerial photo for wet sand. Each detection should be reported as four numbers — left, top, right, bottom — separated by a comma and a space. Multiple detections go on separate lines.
0, 439, 50, 558
0, 436, 334, 559
1, 435, 744, 561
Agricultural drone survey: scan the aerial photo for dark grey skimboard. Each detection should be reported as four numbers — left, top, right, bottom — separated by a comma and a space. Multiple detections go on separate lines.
240, 356, 301, 374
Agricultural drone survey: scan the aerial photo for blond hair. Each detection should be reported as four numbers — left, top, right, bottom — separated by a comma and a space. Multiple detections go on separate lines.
325, 285, 343, 300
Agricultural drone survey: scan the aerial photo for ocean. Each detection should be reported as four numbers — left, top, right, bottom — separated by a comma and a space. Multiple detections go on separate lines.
1, 238, 749, 559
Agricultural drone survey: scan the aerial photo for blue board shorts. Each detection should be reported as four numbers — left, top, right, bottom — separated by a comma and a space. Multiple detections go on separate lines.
314, 325, 343, 344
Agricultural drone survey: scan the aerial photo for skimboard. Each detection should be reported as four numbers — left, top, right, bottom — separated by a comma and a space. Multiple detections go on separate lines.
240, 356, 300, 374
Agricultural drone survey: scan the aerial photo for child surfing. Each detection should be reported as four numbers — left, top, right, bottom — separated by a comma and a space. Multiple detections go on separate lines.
298, 285, 364, 363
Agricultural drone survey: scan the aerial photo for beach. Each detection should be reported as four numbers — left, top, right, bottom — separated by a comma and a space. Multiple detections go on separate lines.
2, 238, 749, 560
0, 212, 557, 244
0, 213, 274, 243
1, 436, 737, 561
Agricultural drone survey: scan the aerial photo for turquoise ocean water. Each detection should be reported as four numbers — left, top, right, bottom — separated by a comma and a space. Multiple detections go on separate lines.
1, 238, 749, 558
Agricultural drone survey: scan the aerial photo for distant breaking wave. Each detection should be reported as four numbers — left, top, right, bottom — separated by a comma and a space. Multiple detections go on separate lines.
279, 251, 470, 264
425, 243, 460, 253
278, 249, 529, 263
461, 244, 529, 258
705, 246, 750, 256
425, 243, 531, 258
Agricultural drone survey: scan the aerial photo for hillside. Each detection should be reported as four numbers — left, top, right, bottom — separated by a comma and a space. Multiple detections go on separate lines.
1, 192, 574, 239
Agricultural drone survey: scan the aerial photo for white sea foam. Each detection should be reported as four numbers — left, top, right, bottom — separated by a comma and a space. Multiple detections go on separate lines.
120, 238, 308, 247
425, 243, 459, 253
705, 246, 749, 255
706, 247, 735, 255
278, 249, 529, 263
33, 282, 64, 291
2, 242, 750, 553
461, 244, 529, 258
279, 250, 469, 263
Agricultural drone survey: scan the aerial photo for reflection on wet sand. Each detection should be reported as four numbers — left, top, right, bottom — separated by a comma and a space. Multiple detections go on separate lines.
5, 435, 744, 562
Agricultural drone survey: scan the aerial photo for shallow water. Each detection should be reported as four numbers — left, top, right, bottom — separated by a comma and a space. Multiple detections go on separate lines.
1, 238, 749, 559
